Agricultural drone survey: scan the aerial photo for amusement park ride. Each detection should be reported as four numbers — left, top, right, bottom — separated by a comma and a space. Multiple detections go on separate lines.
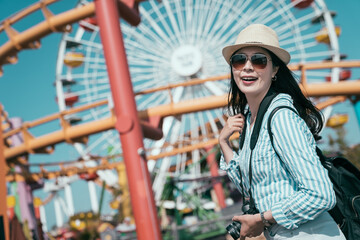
1, 0, 360, 239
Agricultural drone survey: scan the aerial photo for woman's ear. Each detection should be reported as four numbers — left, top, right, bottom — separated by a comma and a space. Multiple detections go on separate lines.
272, 66, 279, 78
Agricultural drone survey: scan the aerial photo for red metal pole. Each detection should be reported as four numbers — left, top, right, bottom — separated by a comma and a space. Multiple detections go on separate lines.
94, 1, 162, 240
206, 145, 226, 209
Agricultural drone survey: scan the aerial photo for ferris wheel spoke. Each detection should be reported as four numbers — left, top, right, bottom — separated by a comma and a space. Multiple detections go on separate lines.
206, 12, 249, 49
193, 0, 209, 43
174, 0, 187, 39
127, 51, 168, 65
129, 26, 169, 55
85, 131, 115, 154
201, 1, 223, 36
189, 114, 201, 175
289, 12, 317, 31
244, 0, 273, 22
280, 30, 316, 46
80, 107, 110, 121
133, 78, 160, 91
77, 76, 109, 85
79, 92, 111, 105
162, 0, 183, 45
133, 73, 177, 91
291, 50, 337, 60
137, 92, 169, 110
129, 66, 158, 73
203, 81, 228, 96
205, 0, 250, 44
148, 1, 177, 40
205, 110, 220, 137
287, 40, 318, 53
72, 82, 110, 98
197, 112, 208, 140
260, 0, 294, 25
201, 1, 237, 45
256, 8, 276, 25
137, 6, 175, 49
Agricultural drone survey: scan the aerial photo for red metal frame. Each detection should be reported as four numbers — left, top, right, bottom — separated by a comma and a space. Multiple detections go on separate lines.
94, 0, 162, 239
206, 145, 226, 209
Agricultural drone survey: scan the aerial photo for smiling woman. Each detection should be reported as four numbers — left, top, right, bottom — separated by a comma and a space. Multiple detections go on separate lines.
219, 24, 346, 240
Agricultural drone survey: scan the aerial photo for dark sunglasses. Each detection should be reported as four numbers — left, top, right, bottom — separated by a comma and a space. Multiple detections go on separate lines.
230, 53, 271, 70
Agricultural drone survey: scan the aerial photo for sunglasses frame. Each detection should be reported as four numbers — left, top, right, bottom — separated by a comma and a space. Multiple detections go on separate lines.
230, 53, 272, 70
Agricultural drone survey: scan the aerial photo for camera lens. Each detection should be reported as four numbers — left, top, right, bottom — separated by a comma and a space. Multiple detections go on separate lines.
226, 221, 241, 240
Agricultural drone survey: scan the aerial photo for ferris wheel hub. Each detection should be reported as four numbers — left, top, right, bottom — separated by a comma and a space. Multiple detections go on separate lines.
171, 45, 202, 77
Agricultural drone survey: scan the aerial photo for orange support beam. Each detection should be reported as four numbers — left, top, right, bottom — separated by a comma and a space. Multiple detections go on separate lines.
0, 105, 10, 240
300, 81, 360, 97
3, 112, 162, 160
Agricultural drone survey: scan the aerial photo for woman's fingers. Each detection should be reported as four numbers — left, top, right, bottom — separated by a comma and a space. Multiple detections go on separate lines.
228, 117, 244, 132
219, 113, 245, 141
232, 215, 243, 222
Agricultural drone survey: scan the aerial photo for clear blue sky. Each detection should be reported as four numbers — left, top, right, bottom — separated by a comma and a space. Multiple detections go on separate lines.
0, 0, 360, 231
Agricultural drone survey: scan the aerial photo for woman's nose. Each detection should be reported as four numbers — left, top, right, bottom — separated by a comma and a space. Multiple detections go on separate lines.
243, 58, 253, 70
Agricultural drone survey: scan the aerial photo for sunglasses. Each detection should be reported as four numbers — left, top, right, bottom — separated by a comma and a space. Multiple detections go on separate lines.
230, 53, 271, 70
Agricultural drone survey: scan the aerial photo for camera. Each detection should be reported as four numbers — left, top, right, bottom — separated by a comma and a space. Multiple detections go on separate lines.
241, 200, 259, 215
226, 201, 259, 239
226, 221, 241, 240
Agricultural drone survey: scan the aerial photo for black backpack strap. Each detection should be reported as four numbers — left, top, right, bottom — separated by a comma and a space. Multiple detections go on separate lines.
239, 112, 248, 150
250, 89, 278, 150
267, 106, 297, 153
239, 88, 279, 150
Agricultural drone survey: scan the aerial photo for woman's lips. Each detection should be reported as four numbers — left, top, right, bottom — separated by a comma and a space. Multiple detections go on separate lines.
241, 77, 258, 84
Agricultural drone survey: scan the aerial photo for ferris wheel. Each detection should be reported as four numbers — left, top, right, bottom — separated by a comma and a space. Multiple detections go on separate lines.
55, 0, 341, 205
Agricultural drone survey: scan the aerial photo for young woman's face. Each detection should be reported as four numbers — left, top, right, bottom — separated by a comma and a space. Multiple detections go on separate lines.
231, 47, 278, 98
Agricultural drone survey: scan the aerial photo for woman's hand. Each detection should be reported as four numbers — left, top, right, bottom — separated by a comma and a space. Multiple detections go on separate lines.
219, 113, 245, 142
219, 114, 245, 163
232, 214, 264, 240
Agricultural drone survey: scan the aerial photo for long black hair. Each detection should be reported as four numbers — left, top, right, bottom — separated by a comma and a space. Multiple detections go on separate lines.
227, 49, 324, 139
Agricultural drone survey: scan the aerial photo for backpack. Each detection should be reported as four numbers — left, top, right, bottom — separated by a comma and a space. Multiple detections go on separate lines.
267, 105, 360, 240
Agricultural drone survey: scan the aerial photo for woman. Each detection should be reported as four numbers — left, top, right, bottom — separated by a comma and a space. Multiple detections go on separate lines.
219, 24, 345, 240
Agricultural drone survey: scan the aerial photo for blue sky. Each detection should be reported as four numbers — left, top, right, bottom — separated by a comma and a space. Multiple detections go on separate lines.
1, 0, 360, 231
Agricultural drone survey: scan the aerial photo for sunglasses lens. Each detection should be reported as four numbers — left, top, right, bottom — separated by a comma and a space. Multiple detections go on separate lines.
231, 54, 247, 70
250, 54, 268, 69
230, 53, 269, 70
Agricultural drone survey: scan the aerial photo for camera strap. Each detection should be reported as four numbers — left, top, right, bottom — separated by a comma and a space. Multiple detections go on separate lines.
237, 152, 257, 213
238, 88, 279, 213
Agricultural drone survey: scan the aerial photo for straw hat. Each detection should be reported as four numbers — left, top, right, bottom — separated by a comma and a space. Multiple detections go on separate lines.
222, 24, 290, 65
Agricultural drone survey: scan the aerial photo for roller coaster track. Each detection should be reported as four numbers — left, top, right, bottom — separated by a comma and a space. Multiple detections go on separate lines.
0, 0, 141, 75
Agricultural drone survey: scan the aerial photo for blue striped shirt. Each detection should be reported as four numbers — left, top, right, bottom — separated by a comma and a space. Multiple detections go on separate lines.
220, 93, 336, 229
